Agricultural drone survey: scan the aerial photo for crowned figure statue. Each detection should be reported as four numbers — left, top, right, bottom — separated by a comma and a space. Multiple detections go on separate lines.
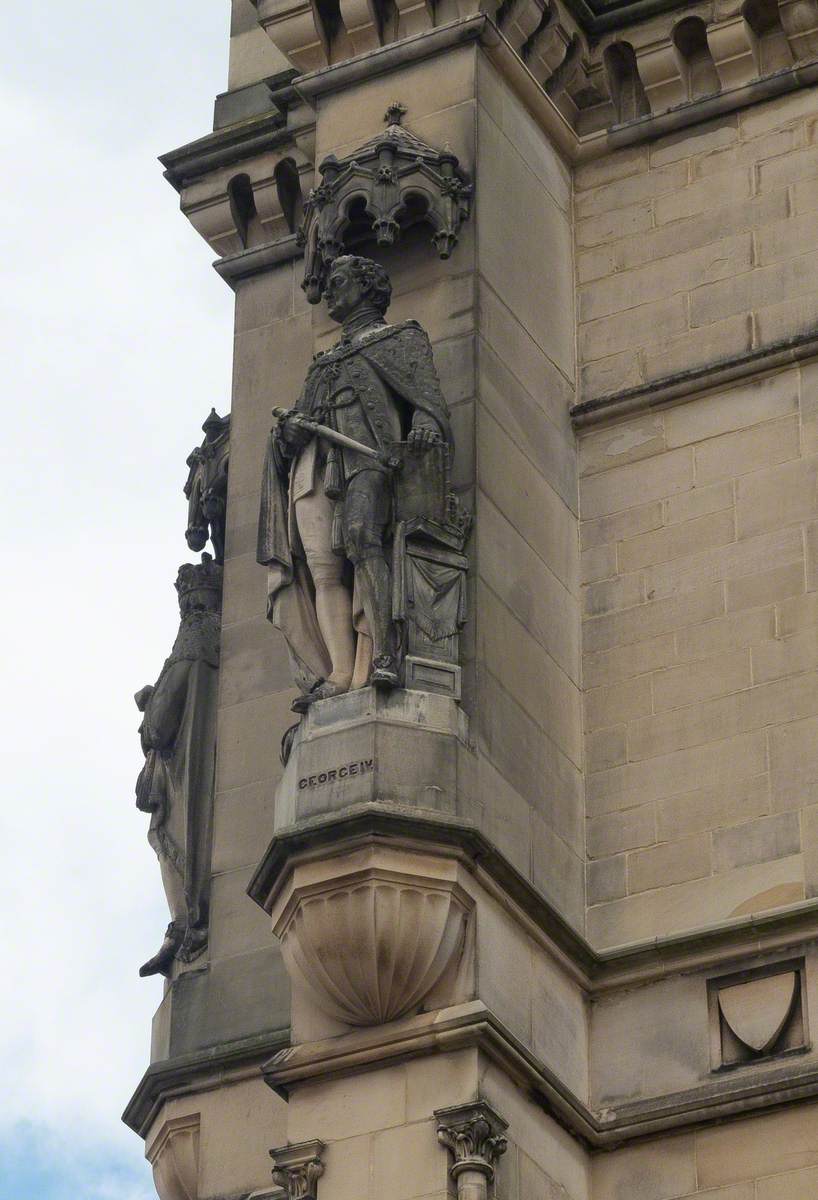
134, 553, 222, 976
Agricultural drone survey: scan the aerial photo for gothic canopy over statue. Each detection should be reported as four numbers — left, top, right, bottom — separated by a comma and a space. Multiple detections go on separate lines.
297, 104, 472, 303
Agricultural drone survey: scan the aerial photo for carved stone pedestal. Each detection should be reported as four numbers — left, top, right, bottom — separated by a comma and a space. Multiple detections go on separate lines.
275, 686, 470, 830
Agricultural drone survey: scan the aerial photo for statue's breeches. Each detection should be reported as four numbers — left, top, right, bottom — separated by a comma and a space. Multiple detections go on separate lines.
343, 469, 391, 563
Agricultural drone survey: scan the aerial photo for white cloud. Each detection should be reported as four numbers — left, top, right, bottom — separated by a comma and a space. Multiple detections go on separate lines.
0, 1, 237, 1187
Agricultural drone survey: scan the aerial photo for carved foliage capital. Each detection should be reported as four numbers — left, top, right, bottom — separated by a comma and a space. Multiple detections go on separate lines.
435, 1102, 508, 1181
270, 1139, 326, 1200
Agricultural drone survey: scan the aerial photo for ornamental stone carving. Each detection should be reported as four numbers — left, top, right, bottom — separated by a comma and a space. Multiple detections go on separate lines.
270, 1140, 325, 1200
147, 1114, 200, 1200
184, 409, 230, 565
134, 554, 222, 976
296, 106, 472, 303
267, 845, 473, 1026
710, 961, 806, 1067
257, 254, 470, 714
436, 1102, 508, 1200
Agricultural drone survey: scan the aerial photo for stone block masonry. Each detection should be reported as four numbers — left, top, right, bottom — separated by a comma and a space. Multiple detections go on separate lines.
579, 363, 818, 948
575, 93, 818, 402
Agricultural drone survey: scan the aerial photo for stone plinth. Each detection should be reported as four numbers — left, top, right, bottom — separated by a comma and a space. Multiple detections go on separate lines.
275, 686, 470, 830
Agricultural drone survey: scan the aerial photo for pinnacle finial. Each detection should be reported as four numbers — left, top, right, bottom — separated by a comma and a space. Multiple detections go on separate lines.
384, 102, 407, 126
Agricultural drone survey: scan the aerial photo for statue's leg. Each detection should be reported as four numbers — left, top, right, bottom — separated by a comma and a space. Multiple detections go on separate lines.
140, 856, 186, 977
344, 470, 398, 687
295, 480, 355, 693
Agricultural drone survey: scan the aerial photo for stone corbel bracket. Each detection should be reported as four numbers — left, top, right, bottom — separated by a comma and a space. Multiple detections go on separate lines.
147, 1113, 201, 1200
270, 1139, 326, 1200
436, 1101, 508, 1200
262, 841, 474, 1026
297, 108, 472, 302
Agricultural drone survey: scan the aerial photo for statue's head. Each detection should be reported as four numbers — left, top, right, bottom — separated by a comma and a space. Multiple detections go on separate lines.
175, 553, 223, 616
325, 255, 391, 323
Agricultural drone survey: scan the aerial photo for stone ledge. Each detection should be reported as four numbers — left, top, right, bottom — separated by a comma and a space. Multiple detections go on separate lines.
572, 327, 818, 429
160, 113, 295, 192
247, 802, 818, 989
214, 234, 302, 287
122, 1028, 289, 1139
261, 996, 818, 1146
607, 58, 818, 150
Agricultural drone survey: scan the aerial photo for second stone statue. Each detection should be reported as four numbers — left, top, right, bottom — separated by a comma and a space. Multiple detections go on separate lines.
257, 254, 461, 713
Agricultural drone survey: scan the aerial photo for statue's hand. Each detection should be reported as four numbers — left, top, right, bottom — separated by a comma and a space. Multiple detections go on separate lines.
276, 412, 313, 450
408, 419, 442, 450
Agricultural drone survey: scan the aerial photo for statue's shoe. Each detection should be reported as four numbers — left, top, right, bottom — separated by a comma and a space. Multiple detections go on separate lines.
292, 679, 350, 711
371, 656, 399, 688
178, 925, 208, 963
139, 921, 184, 978
291, 679, 326, 713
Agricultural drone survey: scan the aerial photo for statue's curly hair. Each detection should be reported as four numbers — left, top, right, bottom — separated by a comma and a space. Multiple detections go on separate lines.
332, 255, 392, 314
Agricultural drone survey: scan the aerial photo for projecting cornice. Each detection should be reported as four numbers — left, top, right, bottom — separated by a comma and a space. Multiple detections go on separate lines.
572, 326, 818, 428
260, 997, 818, 1147
250, 0, 818, 138
122, 1028, 289, 1139
248, 802, 818, 992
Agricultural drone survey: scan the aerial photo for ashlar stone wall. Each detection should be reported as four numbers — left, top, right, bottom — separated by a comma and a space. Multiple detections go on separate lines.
579, 361, 818, 948
576, 88, 818, 400
592, 1102, 818, 1200
473, 55, 584, 930
203, 258, 313, 1050
576, 83, 818, 950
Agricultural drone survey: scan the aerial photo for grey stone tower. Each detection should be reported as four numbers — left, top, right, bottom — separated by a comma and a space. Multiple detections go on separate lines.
126, 2, 818, 1198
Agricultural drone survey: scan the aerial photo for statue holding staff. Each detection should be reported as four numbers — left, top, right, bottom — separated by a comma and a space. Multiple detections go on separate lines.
257, 255, 452, 711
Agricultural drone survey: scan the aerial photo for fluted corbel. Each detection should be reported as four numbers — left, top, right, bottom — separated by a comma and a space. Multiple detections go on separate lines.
435, 1102, 508, 1200
269, 1140, 326, 1200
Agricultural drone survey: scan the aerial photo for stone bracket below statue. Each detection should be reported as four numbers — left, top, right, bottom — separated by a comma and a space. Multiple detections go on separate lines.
275, 686, 470, 831
261, 840, 475, 1031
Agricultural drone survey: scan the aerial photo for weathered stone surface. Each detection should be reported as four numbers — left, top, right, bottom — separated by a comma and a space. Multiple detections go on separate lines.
134, 555, 222, 977
258, 254, 468, 709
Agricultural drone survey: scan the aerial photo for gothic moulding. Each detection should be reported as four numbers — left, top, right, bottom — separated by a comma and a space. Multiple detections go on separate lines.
160, 77, 316, 258
257, 841, 474, 1027
297, 104, 472, 302
146, 1114, 200, 1200
436, 1101, 508, 1200
250, 0, 818, 139
269, 1139, 325, 1200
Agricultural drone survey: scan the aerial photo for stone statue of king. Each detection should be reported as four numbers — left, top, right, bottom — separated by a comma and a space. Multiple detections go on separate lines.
257, 255, 452, 711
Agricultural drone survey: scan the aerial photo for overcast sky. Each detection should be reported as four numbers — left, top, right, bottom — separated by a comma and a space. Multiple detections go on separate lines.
1, 5, 236, 1196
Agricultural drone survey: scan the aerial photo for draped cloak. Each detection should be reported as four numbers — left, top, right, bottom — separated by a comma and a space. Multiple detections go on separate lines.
135, 610, 220, 944
256, 320, 453, 692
